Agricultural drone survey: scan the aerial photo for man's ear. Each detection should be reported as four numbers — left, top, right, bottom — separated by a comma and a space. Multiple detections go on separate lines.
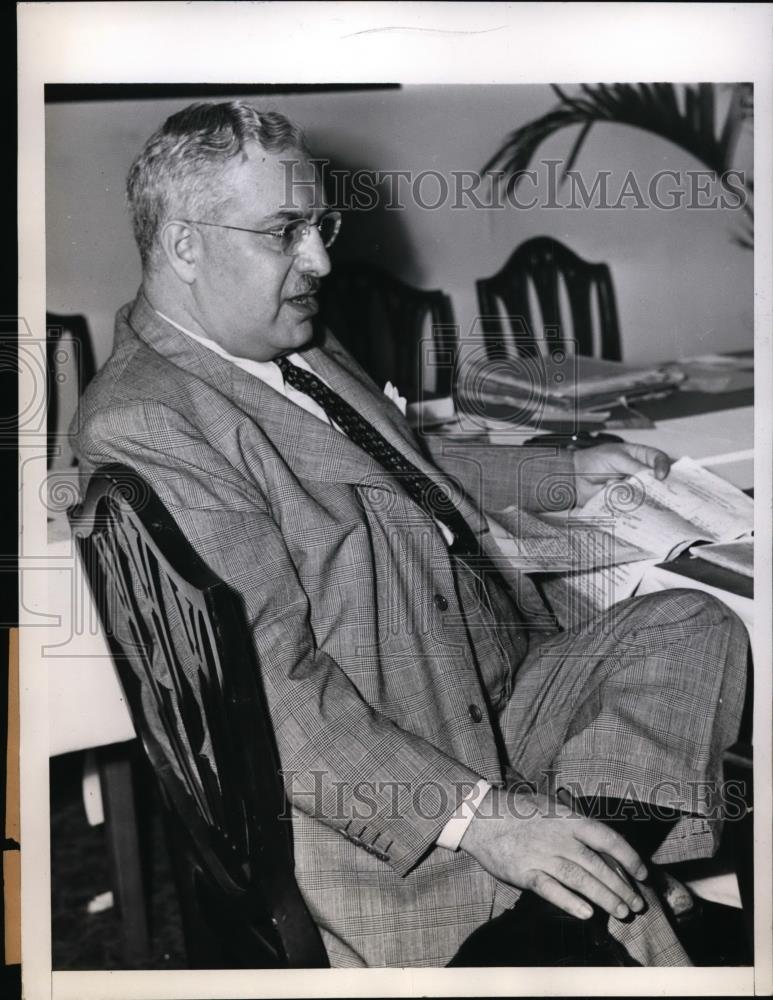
159, 221, 198, 283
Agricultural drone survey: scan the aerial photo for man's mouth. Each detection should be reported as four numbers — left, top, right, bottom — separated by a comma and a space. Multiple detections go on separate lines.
286, 291, 319, 315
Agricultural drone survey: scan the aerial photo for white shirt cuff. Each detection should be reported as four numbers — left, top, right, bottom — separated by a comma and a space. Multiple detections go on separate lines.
436, 778, 492, 851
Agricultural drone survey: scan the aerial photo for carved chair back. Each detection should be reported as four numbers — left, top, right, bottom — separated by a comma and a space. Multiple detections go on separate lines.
475, 236, 622, 360
69, 464, 329, 968
319, 261, 458, 400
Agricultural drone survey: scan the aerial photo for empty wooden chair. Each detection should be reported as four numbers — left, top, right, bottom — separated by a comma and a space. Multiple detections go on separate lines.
475, 237, 622, 361
319, 261, 458, 402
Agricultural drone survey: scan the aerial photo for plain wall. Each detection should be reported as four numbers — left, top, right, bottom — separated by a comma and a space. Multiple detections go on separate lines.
46, 84, 753, 369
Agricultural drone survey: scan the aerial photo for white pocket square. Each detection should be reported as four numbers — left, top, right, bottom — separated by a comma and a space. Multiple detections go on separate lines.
383, 381, 407, 416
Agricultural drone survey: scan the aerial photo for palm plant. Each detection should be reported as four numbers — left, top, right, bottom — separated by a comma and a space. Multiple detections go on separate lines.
484, 83, 753, 247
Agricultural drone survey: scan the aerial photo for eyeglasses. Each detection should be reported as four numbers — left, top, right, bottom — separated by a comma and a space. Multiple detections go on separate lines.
182, 210, 342, 256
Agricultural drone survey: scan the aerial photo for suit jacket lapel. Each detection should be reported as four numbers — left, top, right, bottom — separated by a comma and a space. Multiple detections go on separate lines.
126, 294, 405, 491
126, 292, 488, 534
306, 339, 489, 534
308, 335, 419, 451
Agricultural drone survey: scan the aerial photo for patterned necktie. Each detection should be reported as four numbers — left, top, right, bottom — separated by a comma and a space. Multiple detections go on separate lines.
276, 355, 482, 555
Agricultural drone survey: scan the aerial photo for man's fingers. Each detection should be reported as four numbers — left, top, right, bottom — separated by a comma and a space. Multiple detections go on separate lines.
548, 857, 632, 920
623, 443, 671, 479
575, 819, 648, 883
653, 452, 671, 479
528, 871, 594, 921
571, 844, 646, 913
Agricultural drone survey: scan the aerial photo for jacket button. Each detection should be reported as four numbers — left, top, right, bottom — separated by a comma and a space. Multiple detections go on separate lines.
468, 704, 483, 723
433, 593, 449, 611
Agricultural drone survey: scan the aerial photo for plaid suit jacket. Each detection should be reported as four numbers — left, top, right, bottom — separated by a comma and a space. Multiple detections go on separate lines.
73, 291, 575, 966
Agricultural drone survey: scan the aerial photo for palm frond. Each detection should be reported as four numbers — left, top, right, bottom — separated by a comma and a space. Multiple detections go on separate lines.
563, 121, 594, 177
719, 83, 752, 162
485, 82, 749, 184
483, 82, 754, 247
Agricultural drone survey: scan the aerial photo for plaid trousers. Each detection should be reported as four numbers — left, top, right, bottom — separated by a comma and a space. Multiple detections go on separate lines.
486, 586, 750, 966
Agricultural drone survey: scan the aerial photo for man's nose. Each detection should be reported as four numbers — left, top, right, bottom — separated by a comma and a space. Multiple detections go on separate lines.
293, 225, 331, 278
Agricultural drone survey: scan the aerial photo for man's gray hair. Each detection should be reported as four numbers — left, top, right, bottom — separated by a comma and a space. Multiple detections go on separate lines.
126, 100, 308, 271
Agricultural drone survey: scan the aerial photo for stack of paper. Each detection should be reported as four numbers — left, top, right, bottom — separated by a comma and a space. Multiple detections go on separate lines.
488, 457, 754, 627
487, 507, 649, 574
669, 352, 754, 394
473, 354, 685, 412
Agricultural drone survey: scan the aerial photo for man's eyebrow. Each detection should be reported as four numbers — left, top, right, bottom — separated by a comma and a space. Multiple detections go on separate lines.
258, 207, 328, 226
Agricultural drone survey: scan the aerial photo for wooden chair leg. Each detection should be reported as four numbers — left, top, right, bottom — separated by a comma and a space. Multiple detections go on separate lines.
97, 742, 150, 966
159, 806, 226, 969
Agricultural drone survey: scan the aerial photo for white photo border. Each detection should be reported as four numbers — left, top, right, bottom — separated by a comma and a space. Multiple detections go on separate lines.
18, 2, 773, 998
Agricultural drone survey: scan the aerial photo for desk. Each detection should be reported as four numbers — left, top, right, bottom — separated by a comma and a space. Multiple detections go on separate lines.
633, 385, 753, 421
609, 406, 753, 490
615, 376, 753, 490
440, 382, 756, 681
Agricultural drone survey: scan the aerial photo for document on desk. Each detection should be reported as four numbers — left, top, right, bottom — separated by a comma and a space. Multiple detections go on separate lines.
536, 559, 663, 628
487, 505, 651, 573
511, 457, 753, 627
545, 456, 753, 560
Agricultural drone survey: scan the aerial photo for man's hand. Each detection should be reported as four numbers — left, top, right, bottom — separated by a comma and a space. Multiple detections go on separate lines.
572, 442, 670, 508
460, 788, 647, 921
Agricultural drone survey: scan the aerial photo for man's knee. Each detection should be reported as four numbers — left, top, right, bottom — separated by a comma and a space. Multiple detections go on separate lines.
608, 589, 749, 660
633, 588, 740, 629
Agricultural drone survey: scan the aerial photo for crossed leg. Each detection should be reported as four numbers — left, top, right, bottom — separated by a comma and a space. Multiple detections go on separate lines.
496, 588, 750, 965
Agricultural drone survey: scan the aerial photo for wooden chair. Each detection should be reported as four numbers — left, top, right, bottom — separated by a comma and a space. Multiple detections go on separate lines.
68, 464, 329, 968
475, 237, 622, 361
319, 262, 458, 401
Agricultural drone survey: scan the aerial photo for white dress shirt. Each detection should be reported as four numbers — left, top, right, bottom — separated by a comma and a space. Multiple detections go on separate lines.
154, 308, 491, 849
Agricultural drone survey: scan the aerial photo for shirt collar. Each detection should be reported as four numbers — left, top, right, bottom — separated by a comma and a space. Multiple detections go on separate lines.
152, 307, 313, 391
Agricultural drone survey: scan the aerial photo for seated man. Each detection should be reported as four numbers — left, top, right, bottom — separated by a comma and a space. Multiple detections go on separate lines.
72, 100, 749, 968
